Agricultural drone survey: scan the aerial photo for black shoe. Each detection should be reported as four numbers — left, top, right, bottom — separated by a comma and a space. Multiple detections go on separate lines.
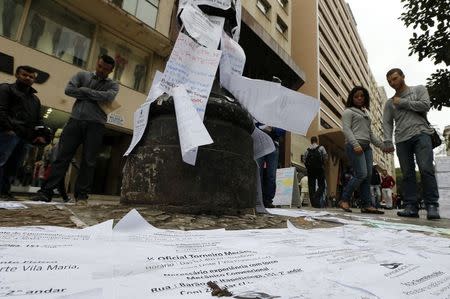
0, 193, 17, 201
361, 207, 384, 214
397, 206, 419, 218
30, 193, 52, 203
264, 203, 275, 208
426, 205, 440, 220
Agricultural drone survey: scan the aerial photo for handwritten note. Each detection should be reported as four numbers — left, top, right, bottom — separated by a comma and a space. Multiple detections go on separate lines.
145, 70, 163, 103
252, 128, 275, 159
180, 3, 224, 49
220, 31, 246, 87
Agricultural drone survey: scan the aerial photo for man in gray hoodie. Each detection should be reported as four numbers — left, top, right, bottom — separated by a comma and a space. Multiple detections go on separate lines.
383, 68, 439, 220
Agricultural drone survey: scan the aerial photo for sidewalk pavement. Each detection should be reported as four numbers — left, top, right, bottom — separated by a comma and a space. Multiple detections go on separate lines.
0, 194, 449, 233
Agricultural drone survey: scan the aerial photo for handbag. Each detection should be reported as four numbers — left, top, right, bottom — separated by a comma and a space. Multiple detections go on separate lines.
429, 128, 442, 149
416, 112, 442, 148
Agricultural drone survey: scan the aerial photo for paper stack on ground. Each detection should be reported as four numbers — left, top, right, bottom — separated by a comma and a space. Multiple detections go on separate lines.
1, 209, 450, 298
436, 156, 450, 219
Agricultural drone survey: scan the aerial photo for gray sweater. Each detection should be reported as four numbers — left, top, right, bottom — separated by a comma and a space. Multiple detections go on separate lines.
382, 85, 433, 145
342, 107, 383, 148
65, 71, 119, 124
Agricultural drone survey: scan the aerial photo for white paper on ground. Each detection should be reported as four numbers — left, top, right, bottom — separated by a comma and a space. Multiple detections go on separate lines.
0, 202, 28, 209
145, 70, 163, 103
251, 128, 275, 159
113, 209, 158, 233
123, 102, 151, 156
224, 74, 320, 135
173, 85, 213, 165
180, 3, 224, 49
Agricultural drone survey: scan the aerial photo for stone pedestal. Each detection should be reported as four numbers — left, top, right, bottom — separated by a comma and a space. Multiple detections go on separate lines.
121, 91, 256, 215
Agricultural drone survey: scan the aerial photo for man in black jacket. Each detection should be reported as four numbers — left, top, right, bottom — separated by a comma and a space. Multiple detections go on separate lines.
0, 66, 46, 200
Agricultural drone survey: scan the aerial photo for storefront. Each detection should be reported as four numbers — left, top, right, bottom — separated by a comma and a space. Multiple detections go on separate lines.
0, 0, 174, 196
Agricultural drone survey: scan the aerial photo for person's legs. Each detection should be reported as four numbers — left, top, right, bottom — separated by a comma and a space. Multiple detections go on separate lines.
341, 144, 368, 203
2, 139, 29, 198
307, 171, 318, 207
396, 136, 420, 217
262, 146, 279, 205
385, 189, 393, 209
315, 171, 326, 208
0, 132, 21, 198
74, 121, 105, 200
414, 133, 440, 219
35, 119, 82, 201
359, 147, 372, 208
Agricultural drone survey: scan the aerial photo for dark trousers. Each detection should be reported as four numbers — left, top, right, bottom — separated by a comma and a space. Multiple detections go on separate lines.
307, 169, 325, 208
40, 118, 104, 199
0, 132, 28, 195
257, 146, 279, 205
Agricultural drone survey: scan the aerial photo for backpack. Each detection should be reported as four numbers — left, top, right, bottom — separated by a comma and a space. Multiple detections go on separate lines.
305, 147, 323, 170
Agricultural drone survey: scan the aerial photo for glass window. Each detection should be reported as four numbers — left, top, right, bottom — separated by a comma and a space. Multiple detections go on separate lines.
20, 0, 95, 68
122, 0, 159, 28
256, 0, 271, 16
0, 0, 25, 39
276, 15, 288, 36
277, 0, 288, 9
95, 28, 150, 93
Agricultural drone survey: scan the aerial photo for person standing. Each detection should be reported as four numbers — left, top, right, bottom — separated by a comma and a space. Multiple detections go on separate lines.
370, 165, 382, 208
299, 175, 309, 207
303, 136, 327, 208
256, 124, 285, 208
32, 55, 119, 204
381, 169, 395, 209
383, 68, 440, 219
339, 86, 384, 214
0, 66, 46, 200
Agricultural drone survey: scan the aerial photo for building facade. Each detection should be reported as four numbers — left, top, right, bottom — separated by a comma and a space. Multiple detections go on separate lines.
0, 0, 175, 195
1, 0, 305, 197
291, 0, 395, 198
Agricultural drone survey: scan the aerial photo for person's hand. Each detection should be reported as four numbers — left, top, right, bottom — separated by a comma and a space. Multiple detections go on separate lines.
353, 145, 363, 155
393, 96, 401, 106
33, 136, 46, 144
383, 146, 395, 153
5, 130, 15, 136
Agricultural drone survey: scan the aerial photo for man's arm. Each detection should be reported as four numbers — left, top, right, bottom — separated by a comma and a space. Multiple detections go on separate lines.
320, 146, 328, 161
382, 100, 394, 147
396, 85, 430, 113
0, 85, 13, 132
79, 82, 119, 102
65, 72, 88, 99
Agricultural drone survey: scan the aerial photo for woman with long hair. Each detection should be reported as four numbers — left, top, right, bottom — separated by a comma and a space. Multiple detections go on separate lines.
339, 86, 385, 214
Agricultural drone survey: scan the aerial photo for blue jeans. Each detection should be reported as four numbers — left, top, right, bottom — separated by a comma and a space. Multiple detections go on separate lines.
396, 133, 439, 208
257, 146, 279, 205
342, 143, 372, 208
0, 132, 27, 194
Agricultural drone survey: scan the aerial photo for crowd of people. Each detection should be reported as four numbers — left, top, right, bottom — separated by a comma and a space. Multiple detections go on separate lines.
0, 61, 441, 219
0, 54, 119, 205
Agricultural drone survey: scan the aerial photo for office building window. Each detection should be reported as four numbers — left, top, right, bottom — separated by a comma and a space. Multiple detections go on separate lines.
20, 0, 94, 68
120, 0, 159, 28
276, 16, 288, 36
95, 28, 150, 93
0, 0, 26, 39
256, 0, 271, 16
277, 0, 288, 10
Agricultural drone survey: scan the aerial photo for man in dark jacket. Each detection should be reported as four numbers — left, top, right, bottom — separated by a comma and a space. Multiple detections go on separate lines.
0, 66, 46, 200
32, 55, 119, 204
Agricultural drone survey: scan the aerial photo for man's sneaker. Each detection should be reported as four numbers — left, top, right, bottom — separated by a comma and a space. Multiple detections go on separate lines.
397, 206, 419, 218
30, 193, 52, 203
426, 205, 440, 220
